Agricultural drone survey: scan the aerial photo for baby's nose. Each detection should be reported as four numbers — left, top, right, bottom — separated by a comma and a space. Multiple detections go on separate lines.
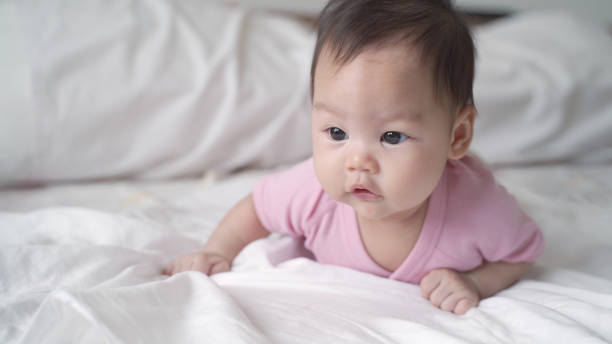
345, 151, 380, 174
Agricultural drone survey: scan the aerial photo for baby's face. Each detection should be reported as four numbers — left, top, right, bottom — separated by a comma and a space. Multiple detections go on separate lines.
311, 44, 455, 222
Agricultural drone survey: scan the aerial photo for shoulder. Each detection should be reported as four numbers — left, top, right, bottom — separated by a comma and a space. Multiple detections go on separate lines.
445, 154, 515, 216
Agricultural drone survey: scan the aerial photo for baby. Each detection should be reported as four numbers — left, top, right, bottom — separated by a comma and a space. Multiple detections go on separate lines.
165, 0, 544, 315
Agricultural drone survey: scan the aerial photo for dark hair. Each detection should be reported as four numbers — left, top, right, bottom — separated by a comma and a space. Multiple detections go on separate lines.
311, 0, 475, 111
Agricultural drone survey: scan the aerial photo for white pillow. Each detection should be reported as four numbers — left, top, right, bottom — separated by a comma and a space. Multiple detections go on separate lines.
0, 0, 314, 186
2, 5, 611, 187
471, 11, 612, 165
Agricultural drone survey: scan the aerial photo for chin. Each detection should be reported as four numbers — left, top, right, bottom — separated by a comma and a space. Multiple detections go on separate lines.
351, 203, 388, 220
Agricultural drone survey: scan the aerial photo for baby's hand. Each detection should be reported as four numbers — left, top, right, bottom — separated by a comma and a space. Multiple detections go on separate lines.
163, 251, 230, 276
420, 268, 480, 315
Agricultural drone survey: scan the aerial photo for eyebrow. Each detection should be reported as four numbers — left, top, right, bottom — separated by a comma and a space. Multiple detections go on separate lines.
313, 102, 344, 117
313, 102, 423, 122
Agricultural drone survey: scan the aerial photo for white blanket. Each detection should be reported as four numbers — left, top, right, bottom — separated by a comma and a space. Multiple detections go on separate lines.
2, 165, 612, 343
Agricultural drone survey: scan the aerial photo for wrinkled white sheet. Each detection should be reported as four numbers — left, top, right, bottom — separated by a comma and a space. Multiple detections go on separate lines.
1, 165, 612, 343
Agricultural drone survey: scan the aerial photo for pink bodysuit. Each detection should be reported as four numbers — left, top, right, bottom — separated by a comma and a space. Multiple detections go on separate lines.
252, 156, 544, 283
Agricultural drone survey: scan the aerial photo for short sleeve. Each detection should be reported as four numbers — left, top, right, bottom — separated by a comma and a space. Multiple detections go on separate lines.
252, 158, 324, 238
477, 191, 545, 263
442, 155, 545, 265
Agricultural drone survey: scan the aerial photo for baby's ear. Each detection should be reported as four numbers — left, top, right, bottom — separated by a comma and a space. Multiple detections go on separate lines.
448, 104, 476, 160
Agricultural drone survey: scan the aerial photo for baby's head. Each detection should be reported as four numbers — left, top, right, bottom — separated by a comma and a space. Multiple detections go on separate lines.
311, 0, 475, 112
309, 0, 477, 220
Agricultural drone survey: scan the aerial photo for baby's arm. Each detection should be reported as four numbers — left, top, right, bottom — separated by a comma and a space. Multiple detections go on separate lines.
420, 261, 532, 315
164, 193, 269, 276
464, 260, 532, 299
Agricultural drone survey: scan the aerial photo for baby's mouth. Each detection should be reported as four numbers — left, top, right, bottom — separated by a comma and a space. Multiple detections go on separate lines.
351, 187, 382, 201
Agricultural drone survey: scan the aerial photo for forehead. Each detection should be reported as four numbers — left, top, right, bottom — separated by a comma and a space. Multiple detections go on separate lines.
317, 42, 425, 77
313, 44, 437, 107
313, 43, 454, 114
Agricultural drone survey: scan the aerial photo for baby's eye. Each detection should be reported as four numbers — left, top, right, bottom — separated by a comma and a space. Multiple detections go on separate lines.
381, 131, 409, 145
328, 127, 348, 141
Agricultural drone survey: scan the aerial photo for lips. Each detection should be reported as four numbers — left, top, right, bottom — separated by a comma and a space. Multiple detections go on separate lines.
351, 187, 382, 201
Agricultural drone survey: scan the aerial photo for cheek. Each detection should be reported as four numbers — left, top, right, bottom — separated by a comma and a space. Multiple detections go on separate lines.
312, 142, 344, 195
383, 150, 447, 205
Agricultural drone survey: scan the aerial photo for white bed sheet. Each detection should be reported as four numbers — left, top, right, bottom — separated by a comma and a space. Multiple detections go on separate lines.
0, 173, 224, 213
1, 164, 611, 343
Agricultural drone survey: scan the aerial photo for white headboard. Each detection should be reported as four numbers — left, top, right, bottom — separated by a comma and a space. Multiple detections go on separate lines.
454, 0, 612, 23
222, 0, 612, 23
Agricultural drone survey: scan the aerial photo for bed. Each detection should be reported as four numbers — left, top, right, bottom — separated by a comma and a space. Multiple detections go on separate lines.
2, 0, 612, 343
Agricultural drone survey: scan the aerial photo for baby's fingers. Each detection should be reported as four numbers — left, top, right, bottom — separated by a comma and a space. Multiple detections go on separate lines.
163, 260, 179, 275
428, 283, 453, 307
208, 259, 230, 275
454, 298, 478, 315
440, 292, 477, 314
187, 254, 230, 275
164, 258, 192, 275
420, 271, 442, 299
163, 252, 230, 276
